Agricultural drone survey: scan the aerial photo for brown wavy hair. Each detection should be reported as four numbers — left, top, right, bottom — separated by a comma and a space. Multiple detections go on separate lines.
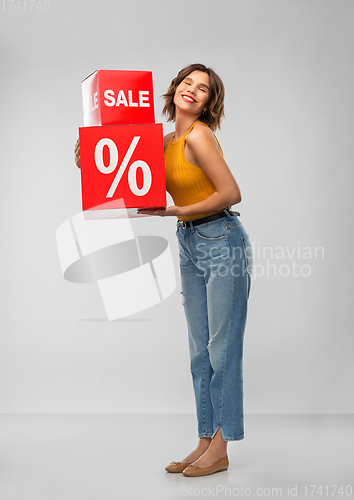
162, 63, 225, 131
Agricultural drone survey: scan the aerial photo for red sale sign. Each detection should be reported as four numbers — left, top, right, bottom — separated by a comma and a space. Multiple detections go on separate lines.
82, 70, 155, 126
79, 124, 166, 211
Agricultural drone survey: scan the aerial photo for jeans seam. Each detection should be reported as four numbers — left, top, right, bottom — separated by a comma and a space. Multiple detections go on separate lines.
202, 354, 206, 426
222, 434, 244, 441
195, 232, 228, 241
241, 235, 252, 276
201, 350, 207, 431
218, 260, 235, 428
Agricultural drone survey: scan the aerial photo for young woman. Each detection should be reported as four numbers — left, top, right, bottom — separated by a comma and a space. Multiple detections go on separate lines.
74, 63, 253, 477
138, 64, 253, 477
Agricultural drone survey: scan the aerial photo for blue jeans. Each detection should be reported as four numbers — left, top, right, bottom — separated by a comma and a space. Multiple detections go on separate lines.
176, 210, 253, 441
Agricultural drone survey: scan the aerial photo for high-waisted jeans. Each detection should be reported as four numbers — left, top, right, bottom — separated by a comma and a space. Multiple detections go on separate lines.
176, 210, 253, 441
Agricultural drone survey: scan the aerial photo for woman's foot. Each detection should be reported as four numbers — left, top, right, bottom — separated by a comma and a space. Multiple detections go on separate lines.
180, 436, 212, 463
182, 454, 229, 477
165, 436, 212, 472
189, 428, 227, 468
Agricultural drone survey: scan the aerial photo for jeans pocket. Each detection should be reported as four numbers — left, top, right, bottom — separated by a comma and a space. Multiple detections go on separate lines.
241, 235, 253, 276
195, 221, 228, 241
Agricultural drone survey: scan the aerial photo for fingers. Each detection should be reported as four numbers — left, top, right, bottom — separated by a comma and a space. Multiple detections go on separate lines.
74, 138, 81, 169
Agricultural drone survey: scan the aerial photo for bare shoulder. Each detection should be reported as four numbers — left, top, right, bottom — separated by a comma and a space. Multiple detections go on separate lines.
187, 122, 212, 139
186, 123, 221, 153
163, 132, 175, 150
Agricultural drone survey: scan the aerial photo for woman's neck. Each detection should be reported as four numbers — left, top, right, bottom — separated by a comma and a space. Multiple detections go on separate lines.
173, 109, 201, 141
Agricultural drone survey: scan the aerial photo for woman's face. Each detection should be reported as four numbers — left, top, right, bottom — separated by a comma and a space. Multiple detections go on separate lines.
173, 70, 210, 117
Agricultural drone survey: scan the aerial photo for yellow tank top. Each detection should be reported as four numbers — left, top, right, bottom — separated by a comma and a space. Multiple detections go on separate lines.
165, 121, 229, 222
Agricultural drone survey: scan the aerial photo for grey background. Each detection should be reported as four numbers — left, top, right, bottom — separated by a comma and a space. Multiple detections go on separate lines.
0, 0, 353, 415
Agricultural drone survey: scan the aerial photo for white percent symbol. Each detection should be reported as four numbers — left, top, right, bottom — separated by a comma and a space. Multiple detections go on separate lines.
94, 137, 152, 198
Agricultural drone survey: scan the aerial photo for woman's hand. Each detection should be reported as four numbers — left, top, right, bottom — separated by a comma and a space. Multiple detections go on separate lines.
74, 138, 80, 169
137, 206, 181, 217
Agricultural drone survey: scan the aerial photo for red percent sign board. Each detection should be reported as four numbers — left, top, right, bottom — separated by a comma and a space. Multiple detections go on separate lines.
82, 70, 155, 127
79, 124, 167, 211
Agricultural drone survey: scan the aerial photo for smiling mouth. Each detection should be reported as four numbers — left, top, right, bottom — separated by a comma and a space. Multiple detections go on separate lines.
181, 94, 197, 103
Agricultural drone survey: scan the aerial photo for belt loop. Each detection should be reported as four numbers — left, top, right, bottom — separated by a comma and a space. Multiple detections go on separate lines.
223, 208, 232, 220
186, 219, 195, 232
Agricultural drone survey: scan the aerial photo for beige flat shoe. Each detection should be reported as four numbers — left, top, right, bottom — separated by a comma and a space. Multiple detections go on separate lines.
182, 454, 229, 477
165, 461, 191, 473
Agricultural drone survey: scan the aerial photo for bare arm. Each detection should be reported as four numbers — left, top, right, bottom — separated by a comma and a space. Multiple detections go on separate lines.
138, 125, 241, 217
177, 125, 241, 217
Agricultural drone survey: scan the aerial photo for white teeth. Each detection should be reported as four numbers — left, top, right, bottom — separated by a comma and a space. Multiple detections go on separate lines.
183, 95, 195, 102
